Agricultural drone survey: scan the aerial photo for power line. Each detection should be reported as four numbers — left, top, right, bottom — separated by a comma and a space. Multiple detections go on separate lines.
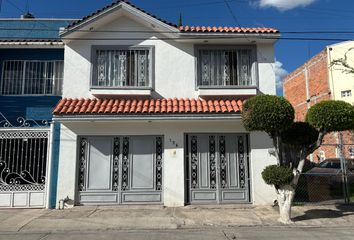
1, 36, 351, 42
4, 0, 24, 14
2, 27, 354, 35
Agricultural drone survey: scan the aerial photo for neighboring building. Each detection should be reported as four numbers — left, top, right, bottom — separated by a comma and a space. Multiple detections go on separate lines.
0, 17, 74, 208
53, 1, 279, 208
284, 41, 354, 161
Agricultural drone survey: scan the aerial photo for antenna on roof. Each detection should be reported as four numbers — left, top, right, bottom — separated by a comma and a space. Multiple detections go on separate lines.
178, 13, 183, 28
0, 0, 2, 14
21, 0, 35, 19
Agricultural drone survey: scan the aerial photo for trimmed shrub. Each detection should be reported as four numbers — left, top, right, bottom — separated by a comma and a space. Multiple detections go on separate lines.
282, 122, 319, 146
306, 100, 354, 132
242, 95, 294, 134
262, 165, 293, 188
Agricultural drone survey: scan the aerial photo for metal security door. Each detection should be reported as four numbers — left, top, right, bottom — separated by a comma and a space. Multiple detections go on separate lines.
187, 134, 249, 204
78, 136, 163, 205
0, 130, 49, 208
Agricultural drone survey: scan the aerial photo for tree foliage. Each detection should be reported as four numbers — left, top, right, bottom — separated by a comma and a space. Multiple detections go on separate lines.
281, 122, 319, 147
242, 95, 354, 224
242, 95, 294, 135
306, 100, 354, 132
261, 165, 293, 189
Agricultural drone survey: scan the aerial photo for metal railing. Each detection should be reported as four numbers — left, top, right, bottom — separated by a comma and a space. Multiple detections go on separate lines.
1, 60, 64, 95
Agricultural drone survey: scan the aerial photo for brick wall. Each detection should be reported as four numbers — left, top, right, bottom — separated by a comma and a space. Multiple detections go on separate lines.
283, 49, 354, 160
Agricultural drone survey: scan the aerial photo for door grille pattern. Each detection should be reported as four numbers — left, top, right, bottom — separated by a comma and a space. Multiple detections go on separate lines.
191, 136, 198, 189
155, 137, 163, 191
0, 132, 48, 191
121, 137, 130, 191
78, 138, 87, 191
219, 136, 228, 189
238, 136, 246, 189
209, 136, 217, 189
112, 138, 120, 191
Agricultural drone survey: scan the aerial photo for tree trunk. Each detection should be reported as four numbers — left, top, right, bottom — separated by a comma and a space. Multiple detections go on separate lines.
276, 185, 296, 224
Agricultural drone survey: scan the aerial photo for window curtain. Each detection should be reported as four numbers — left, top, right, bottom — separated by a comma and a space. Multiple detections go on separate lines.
199, 49, 253, 86
96, 49, 149, 87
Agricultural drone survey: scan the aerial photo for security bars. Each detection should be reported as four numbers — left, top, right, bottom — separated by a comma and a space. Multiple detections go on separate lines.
0, 60, 64, 95
93, 49, 150, 88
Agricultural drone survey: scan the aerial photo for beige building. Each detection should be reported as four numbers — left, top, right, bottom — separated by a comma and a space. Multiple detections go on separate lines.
328, 41, 354, 103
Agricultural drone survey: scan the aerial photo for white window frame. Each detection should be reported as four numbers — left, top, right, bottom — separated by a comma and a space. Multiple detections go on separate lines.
195, 45, 258, 89
349, 147, 354, 159
341, 90, 352, 98
0, 60, 63, 96
91, 45, 154, 89
318, 150, 326, 162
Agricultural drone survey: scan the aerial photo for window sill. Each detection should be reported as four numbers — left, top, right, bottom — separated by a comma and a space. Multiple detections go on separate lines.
90, 88, 152, 96
198, 87, 257, 96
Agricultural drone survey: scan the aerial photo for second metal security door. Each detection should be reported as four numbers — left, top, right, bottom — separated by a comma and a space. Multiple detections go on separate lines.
78, 136, 163, 204
187, 134, 249, 203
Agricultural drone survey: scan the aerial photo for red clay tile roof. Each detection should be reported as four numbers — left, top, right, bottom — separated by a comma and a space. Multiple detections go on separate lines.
63, 1, 279, 35
53, 98, 244, 115
179, 26, 279, 34
65, 0, 178, 31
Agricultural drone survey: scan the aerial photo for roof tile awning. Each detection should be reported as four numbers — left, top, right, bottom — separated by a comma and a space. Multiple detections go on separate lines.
179, 26, 279, 34
53, 98, 244, 115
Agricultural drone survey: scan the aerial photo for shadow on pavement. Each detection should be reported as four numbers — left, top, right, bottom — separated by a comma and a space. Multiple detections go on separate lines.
292, 204, 354, 222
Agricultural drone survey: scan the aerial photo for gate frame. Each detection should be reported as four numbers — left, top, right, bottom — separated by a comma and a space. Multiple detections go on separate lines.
184, 132, 251, 205
0, 127, 53, 208
75, 134, 164, 205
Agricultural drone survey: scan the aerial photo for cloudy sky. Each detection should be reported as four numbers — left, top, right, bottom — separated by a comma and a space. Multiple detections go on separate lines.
1, 0, 352, 95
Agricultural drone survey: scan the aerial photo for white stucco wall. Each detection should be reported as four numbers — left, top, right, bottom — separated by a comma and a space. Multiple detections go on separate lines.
56, 120, 277, 208
249, 131, 277, 205
62, 14, 277, 98
257, 44, 276, 95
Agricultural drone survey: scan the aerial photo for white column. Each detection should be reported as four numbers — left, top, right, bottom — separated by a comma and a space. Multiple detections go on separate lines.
45, 123, 54, 209
55, 124, 78, 208
163, 131, 185, 207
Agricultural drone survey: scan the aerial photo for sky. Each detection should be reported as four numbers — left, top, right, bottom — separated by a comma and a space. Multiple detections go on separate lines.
1, 0, 353, 95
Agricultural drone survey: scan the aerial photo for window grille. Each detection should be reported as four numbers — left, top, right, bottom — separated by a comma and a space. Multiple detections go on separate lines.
93, 49, 150, 88
341, 90, 352, 98
0, 60, 63, 95
197, 48, 255, 87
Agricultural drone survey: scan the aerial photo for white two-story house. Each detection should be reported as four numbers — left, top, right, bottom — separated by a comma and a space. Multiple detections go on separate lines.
53, 0, 279, 207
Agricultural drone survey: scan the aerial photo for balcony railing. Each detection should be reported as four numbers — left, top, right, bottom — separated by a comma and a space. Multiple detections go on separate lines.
0, 60, 64, 95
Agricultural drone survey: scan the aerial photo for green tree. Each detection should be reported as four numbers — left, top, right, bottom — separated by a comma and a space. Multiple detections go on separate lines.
242, 95, 354, 224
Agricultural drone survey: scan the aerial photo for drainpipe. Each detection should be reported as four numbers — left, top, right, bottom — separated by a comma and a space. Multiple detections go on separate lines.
45, 121, 55, 209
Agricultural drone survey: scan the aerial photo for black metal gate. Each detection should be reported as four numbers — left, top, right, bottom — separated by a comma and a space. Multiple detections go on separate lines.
0, 130, 49, 207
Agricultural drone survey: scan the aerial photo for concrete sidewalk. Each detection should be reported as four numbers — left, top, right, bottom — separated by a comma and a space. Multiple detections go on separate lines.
0, 205, 353, 233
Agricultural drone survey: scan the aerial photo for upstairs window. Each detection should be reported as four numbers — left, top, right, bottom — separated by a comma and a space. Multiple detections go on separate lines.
341, 90, 352, 98
92, 48, 151, 88
1, 60, 63, 95
197, 47, 256, 87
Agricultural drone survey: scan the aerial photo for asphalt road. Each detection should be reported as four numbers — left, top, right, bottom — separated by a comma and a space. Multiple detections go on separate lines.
1, 227, 354, 240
